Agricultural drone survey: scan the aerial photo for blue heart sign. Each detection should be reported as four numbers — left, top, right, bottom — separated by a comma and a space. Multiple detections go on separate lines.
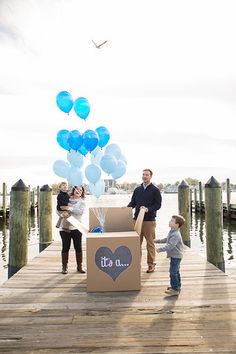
95, 246, 132, 281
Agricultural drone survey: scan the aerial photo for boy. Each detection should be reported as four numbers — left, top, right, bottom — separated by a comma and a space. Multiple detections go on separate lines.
155, 215, 185, 296
56, 181, 71, 230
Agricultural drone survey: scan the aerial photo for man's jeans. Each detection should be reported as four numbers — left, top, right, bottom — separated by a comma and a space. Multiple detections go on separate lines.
169, 257, 182, 290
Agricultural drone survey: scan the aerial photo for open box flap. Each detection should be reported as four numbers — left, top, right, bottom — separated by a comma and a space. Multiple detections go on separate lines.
134, 208, 145, 235
66, 216, 89, 235
89, 207, 134, 232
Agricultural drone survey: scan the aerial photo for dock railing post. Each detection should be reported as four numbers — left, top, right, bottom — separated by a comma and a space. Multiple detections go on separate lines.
30, 190, 35, 215
178, 180, 191, 247
194, 188, 198, 212
37, 186, 40, 208
2, 182, 7, 219
39, 184, 52, 252
199, 181, 203, 213
226, 178, 231, 218
190, 188, 193, 213
8, 179, 29, 278
205, 176, 225, 272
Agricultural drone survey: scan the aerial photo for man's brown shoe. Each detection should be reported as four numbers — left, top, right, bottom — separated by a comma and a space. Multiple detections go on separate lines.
146, 265, 155, 273
164, 288, 180, 296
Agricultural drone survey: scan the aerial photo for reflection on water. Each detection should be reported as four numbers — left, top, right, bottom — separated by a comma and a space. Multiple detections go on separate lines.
190, 211, 236, 276
0, 193, 236, 285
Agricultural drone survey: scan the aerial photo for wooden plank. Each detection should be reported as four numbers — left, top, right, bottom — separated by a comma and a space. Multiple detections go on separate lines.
0, 242, 235, 353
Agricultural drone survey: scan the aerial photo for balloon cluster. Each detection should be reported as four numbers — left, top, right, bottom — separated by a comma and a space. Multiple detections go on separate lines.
53, 91, 127, 198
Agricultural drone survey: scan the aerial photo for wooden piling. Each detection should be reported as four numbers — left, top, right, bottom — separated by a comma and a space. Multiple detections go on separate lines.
199, 181, 203, 213
8, 179, 29, 278
194, 188, 198, 211
37, 186, 40, 208
2, 182, 7, 219
205, 176, 225, 272
226, 178, 231, 218
178, 180, 191, 247
190, 188, 193, 213
39, 184, 52, 252
30, 190, 35, 215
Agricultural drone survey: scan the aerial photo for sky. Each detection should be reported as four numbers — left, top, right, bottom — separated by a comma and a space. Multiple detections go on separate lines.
0, 0, 236, 188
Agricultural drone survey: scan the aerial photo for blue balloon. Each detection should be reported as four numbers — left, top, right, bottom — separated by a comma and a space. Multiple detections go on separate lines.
105, 144, 122, 160
56, 91, 73, 113
67, 166, 83, 186
91, 148, 103, 165
96, 126, 110, 148
82, 130, 98, 152
68, 130, 83, 151
89, 179, 105, 198
85, 164, 101, 184
91, 145, 100, 157
120, 154, 127, 165
111, 160, 126, 179
100, 154, 117, 174
53, 160, 70, 178
78, 144, 88, 156
57, 130, 70, 151
74, 97, 90, 120
91, 226, 104, 233
67, 150, 84, 168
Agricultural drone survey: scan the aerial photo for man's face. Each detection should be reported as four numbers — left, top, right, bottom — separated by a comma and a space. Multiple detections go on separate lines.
142, 170, 152, 184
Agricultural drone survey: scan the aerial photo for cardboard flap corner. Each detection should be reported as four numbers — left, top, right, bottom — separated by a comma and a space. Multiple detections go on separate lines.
134, 208, 145, 235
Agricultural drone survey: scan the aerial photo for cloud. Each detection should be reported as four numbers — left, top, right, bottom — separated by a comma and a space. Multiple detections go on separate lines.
98, 79, 236, 105
0, 155, 53, 169
0, 24, 19, 44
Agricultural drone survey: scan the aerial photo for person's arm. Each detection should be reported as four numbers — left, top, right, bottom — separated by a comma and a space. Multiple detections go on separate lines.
127, 190, 136, 208
147, 188, 162, 213
157, 234, 179, 253
155, 237, 167, 244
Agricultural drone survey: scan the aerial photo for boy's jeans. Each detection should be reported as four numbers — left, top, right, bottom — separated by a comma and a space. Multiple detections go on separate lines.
169, 257, 182, 291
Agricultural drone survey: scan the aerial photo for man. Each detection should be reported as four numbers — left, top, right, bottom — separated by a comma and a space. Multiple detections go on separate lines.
127, 169, 162, 273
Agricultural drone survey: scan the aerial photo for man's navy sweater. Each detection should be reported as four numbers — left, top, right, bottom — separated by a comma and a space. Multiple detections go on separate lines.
128, 183, 162, 221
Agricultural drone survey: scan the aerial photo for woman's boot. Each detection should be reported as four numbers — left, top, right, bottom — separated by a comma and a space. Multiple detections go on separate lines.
76, 252, 86, 273
61, 252, 69, 274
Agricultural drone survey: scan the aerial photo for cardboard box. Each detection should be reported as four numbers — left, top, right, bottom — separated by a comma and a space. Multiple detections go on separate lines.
86, 207, 144, 292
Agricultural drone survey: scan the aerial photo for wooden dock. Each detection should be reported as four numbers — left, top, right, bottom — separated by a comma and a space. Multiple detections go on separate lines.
0, 242, 235, 353
192, 201, 236, 220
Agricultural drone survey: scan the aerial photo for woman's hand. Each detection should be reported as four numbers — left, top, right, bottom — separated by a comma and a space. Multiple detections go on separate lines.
61, 206, 70, 210
62, 211, 70, 218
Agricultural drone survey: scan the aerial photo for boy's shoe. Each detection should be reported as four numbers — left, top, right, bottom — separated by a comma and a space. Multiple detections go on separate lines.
164, 288, 180, 296
166, 286, 181, 292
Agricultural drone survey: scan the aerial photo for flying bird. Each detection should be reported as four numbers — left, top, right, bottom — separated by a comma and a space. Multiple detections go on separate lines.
92, 40, 108, 49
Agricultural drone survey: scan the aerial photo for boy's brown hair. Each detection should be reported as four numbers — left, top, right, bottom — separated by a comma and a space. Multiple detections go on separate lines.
172, 215, 185, 228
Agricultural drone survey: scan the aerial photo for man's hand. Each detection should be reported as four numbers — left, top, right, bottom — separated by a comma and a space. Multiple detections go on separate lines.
140, 206, 148, 213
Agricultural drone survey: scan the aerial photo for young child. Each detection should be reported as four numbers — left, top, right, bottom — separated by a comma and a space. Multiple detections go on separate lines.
155, 215, 185, 296
56, 181, 71, 230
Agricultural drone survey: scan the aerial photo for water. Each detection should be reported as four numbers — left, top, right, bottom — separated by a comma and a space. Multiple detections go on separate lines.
0, 193, 236, 285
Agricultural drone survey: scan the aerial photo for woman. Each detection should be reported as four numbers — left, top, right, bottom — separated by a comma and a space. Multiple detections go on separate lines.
59, 185, 86, 274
